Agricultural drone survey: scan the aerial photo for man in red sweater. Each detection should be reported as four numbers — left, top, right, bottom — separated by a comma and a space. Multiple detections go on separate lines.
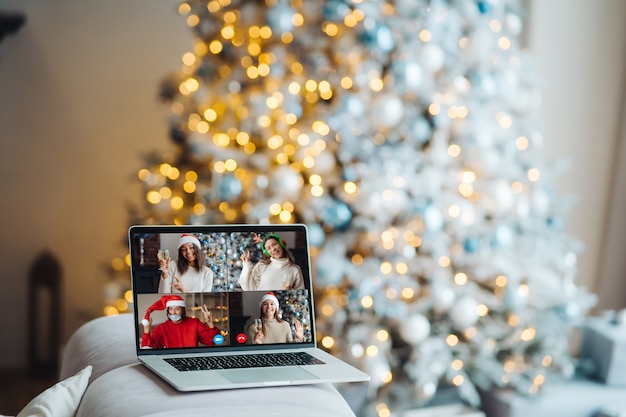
141, 295, 220, 349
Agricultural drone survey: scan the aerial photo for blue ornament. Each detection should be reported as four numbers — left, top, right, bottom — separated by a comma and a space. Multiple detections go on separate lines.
547, 216, 563, 230
323, 0, 350, 21
321, 199, 352, 231
362, 24, 394, 54
342, 166, 359, 182
477, 1, 493, 14
463, 237, 480, 253
218, 174, 242, 202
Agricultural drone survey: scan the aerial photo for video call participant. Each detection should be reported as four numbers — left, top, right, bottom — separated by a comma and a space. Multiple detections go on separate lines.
239, 233, 304, 291
141, 295, 220, 349
247, 292, 303, 344
158, 234, 214, 293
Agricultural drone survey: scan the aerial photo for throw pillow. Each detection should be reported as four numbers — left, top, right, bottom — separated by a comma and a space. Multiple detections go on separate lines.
16, 365, 92, 417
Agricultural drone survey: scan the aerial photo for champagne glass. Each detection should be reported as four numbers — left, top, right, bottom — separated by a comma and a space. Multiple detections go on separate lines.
254, 318, 263, 333
157, 249, 169, 271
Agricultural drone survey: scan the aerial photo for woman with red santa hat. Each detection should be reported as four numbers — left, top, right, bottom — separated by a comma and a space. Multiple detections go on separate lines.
158, 234, 214, 293
247, 292, 304, 344
141, 295, 221, 349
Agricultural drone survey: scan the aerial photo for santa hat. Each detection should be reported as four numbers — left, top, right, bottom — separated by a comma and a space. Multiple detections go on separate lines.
178, 234, 200, 249
259, 292, 281, 318
259, 292, 279, 308
141, 295, 186, 326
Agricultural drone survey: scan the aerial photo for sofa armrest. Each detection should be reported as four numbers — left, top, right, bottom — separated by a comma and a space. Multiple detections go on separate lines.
60, 314, 138, 382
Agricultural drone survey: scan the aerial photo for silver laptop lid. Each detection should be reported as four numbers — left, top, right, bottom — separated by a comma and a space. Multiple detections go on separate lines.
128, 224, 316, 356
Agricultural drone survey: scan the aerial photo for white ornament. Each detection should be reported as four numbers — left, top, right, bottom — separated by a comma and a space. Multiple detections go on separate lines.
467, 28, 491, 63
370, 94, 405, 129
368, 359, 392, 389
424, 205, 444, 231
394, 59, 424, 92
449, 296, 479, 328
506, 12, 523, 35
485, 180, 514, 215
457, 200, 476, 226
415, 381, 437, 401
270, 166, 303, 200
419, 43, 445, 73
342, 95, 365, 118
431, 286, 455, 313
494, 225, 514, 246
400, 313, 431, 344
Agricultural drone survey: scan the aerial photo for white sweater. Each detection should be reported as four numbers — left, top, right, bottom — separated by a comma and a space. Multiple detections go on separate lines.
238, 257, 304, 291
158, 263, 214, 293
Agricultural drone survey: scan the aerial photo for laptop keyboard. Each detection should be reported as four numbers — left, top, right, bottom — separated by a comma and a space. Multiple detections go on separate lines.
165, 352, 325, 372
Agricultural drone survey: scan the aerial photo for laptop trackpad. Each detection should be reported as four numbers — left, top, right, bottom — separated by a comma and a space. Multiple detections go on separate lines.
217, 367, 316, 384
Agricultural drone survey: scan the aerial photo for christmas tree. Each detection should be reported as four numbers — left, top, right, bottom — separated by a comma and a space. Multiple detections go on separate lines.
108, 0, 597, 414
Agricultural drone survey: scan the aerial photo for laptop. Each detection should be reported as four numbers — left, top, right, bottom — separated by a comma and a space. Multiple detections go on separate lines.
128, 224, 370, 391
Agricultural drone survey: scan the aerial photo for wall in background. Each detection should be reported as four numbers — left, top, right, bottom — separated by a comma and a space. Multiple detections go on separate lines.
0, 0, 624, 370
0, 0, 192, 369
527, 0, 626, 309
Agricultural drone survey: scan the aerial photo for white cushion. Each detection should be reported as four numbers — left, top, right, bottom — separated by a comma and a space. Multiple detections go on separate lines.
16, 365, 92, 417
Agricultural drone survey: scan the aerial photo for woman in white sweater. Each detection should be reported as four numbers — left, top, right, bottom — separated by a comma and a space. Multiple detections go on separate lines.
157, 234, 214, 293
248, 292, 304, 344
238, 233, 304, 291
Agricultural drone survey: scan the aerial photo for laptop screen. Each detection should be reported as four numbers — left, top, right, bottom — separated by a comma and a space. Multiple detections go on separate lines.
129, 224, 316, 355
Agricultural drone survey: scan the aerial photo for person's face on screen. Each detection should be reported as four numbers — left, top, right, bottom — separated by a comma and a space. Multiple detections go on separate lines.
180, 243, 198, 266
264, 238, 284, 259
167, 306, 183, 323
261, 300, 277, 318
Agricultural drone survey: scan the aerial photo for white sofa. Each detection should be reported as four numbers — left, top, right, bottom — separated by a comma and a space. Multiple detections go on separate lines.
20, 313, 360, 417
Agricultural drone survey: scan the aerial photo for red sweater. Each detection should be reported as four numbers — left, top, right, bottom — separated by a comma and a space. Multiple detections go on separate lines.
142, 317, 220, 349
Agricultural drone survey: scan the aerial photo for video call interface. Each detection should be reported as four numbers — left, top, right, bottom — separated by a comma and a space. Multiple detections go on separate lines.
130, 227, 313, 350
